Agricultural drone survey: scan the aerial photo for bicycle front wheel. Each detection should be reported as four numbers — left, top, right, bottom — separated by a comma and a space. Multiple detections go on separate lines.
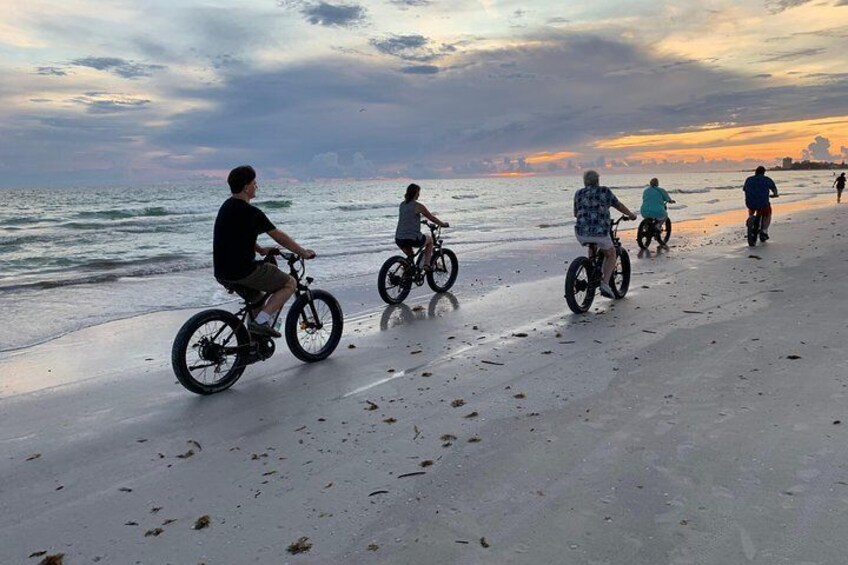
426, 248, 459, 293
285, 289, 344, 362
171, 309, 250, 395
564, 257, 595, 314
378, 256, 413, 304
611, 248, 631, 298
636, 219, 652, 250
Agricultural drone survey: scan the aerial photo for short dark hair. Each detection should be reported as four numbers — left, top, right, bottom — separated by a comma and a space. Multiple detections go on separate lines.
755, 166, 766, 176
404, 183, 420, 202
227, 165, 256, 194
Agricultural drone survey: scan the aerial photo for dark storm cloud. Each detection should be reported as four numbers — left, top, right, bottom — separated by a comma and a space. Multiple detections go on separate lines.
138, 30, 848, 179
34, 66, 67, 76
301, 2, 367, 27
70, 57, 165, 78
759, 48, 826, 62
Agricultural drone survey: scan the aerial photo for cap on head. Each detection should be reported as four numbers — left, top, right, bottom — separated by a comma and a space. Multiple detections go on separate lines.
227, 165, 256, 194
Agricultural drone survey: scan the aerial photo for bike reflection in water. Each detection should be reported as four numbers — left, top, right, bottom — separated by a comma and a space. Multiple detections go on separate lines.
380, 292, 460, 331
637, 245, 668, 260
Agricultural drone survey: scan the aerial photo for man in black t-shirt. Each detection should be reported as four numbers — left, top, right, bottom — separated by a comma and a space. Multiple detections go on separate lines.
834, 172, 846, 204
213, 165, 315, 337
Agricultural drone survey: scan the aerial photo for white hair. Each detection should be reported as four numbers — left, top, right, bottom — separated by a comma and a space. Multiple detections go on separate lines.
583, 170, 599, 187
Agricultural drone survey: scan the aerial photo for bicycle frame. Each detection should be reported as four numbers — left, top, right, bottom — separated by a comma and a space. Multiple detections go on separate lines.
401, 222, 444, 273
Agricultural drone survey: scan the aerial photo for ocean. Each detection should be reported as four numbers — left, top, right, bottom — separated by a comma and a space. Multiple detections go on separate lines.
0, 170, 837, 352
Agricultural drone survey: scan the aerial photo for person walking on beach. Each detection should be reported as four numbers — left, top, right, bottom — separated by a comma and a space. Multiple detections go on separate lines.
743, 166, 779, 241
640, 177, 676, 247
834, 172, 846, 203
395, 183, 449, 269
573, 170, 637, 298
213, 165, 315, 338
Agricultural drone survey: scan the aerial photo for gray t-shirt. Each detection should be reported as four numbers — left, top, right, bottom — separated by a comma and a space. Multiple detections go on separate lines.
395, 200, 421, 240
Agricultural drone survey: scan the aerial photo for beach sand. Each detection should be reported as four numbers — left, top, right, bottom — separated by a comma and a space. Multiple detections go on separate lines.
2, 197, 846, 564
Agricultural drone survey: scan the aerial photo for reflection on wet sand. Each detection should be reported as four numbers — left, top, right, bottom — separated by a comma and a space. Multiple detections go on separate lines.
379, 292, 460, 331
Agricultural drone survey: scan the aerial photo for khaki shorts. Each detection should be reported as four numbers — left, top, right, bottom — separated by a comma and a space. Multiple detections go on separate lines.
224, 263, 292, 304
576, 233, 614, 250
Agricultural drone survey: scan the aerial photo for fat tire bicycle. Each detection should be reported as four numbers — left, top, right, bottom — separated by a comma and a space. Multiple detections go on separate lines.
378, 221, 458, 305
171, 251, 343, 395
746, 194, 778, 247
565, 216, 632, 314
637, 215, 671, 250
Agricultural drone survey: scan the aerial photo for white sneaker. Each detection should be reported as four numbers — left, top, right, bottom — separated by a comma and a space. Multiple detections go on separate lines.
599, 282, 614, 298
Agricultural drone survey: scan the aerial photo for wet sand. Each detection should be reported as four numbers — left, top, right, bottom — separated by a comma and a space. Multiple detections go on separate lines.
2, 197, 846, 564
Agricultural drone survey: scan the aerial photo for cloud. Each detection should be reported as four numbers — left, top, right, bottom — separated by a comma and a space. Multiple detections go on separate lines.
389, 0, 432, 6
400, 64, 440, 74
307, 151, 375, 178
765, 0, 815, 13
299, 2, 367, 27
759, 48, 826, 62
70, 57, 165, 79
34, 66, 67, 76
801, 135, 837, 160
370, 34, 439, 62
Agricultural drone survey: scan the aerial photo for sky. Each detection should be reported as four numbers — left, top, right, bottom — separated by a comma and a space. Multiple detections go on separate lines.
1, 0, 848, 186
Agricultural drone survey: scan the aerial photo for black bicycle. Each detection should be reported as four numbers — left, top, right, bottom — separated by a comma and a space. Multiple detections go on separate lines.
637, 211, 671, 250
746, 194, 778, 247
564, 216, 632, 314
171, 251, 343, 395
378, 221, 458, 305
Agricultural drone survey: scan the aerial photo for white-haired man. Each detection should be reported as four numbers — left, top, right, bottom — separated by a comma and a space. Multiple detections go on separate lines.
572, 170, 637, 297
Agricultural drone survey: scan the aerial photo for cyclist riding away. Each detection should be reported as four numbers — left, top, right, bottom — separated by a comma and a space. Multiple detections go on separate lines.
573, 170, 637, 298
395, 183, 449, 271
834, 172, 845, 204
213, 165, 315, 338
743, 166, 779, 242
640, 177, 675, 246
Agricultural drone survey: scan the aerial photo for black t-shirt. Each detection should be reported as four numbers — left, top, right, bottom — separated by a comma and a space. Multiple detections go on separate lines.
837, 176, 846, 189
213, 198, 275, 280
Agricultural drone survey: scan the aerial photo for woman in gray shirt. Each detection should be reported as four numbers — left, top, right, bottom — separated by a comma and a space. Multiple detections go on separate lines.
395, 183, 449, 270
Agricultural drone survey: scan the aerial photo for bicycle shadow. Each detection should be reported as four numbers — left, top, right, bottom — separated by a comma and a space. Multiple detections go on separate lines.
379, 292, 460, 331
637, 246, 668, 259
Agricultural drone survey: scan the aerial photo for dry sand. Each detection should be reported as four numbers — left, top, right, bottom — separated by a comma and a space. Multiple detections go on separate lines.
2, 197, 847, 564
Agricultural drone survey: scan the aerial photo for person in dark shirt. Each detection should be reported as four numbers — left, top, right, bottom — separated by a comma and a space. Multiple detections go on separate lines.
743, 166, 779, 241
833, 172, 846, 203
213, 165, 315, 337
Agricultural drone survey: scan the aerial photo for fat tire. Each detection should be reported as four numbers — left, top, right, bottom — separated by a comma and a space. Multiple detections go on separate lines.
378, 256, 413, 304
564, 257, 595, 314
746, 216, 758, 247
611, 248, 631, 299
426, 248, 459, 293
659, 218, 672, 245
636, 219, 652, 250
285, 290, 344, 363
171, 309, 249, 395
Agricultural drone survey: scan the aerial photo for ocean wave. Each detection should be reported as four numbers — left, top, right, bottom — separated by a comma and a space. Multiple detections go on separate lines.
262, 199, 293, 209
537, 220, 574, 229
336, 203, 395, 212
451, 194, 479, 200
0, 216, 41, 227
707, 185, 739, 190
670, 187, 710, 194
74, 206, 173, 220
0, 254, 210, 293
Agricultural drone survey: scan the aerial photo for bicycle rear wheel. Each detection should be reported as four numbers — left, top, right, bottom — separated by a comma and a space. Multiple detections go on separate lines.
285, 289, 344, 362
611, 248, 631, 298
171, 309, 250, 395
658, 218, 671, 245
426, 248, 458, 293
564, 257, 595, 314
378, 256, 413, 304
746, 216, 759, 247
636, 219, 652, 250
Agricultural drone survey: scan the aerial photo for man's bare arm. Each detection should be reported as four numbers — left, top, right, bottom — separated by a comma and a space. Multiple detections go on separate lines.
267, 229, 315, 258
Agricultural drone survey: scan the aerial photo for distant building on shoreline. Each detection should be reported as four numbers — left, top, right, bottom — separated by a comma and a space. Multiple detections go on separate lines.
773, 159, 847, 171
